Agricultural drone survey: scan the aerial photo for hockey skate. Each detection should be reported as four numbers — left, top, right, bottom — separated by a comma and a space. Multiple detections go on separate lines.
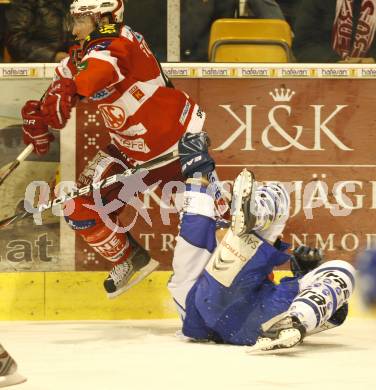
231, 169, 256, 236
103, 234, 159, 299
0, 345, 26, 388
247, 312, 306, 353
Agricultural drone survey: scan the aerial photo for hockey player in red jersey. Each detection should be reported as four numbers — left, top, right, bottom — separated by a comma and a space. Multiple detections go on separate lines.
21, 0, 221, 298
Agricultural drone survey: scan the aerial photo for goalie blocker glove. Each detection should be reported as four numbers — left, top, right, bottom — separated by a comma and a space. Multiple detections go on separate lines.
290, 245, 324, 277
22, 100, 54, 155
41, 78, 77, 129
178, 132, 215, 178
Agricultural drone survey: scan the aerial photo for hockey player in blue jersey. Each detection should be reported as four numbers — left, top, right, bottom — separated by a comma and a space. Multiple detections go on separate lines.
170, 132, 355, 350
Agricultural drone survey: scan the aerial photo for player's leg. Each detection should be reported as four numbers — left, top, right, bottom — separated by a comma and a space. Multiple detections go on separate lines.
178, 131, 229, 218
65, 195, 157, 298
256, 260, 355, 350
64, 149, 158, 298
0, 344, 26, 388
167, 176, 217, 320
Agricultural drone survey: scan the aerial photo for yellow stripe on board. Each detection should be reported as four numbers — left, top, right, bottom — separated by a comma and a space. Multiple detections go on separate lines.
0, 271, 373, 320
0, 272, 45, 320
45, 271, 176, 320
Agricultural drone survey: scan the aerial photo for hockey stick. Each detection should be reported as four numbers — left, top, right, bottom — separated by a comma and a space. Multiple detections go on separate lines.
0, 204, 32, 229
0, 144, 34, 186
0, 149, 179, 230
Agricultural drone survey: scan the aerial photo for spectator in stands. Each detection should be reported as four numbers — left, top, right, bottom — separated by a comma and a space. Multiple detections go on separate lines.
246, 0, 285, 20
181, 0, 237, 62
0, 1, 8, 62
181, 0, 285, 62
274, 0, 298, 28
293, 0, 376, 63
6, 0, 72, 62
125, 0, 167, 62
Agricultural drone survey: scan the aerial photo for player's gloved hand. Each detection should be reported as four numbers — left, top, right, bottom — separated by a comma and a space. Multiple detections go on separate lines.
290, 245, 324, 277
22, 100, 55, 156
178, 132, 215, 178
41, 78, 77, 129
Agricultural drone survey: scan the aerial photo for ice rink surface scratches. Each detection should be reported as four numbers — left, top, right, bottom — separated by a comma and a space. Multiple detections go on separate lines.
1, 318, 375, 390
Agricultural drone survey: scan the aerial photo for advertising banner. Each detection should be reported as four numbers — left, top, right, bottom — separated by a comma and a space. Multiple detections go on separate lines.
1, 64, 375, 271
74, 77, 376, 270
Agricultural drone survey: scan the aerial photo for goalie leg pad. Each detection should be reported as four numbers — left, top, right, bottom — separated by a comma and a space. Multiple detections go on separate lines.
289, 260, 355, 333
253, 182, 290, 243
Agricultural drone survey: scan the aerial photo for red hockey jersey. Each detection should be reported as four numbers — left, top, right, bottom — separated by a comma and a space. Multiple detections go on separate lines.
55, 23, 205, 163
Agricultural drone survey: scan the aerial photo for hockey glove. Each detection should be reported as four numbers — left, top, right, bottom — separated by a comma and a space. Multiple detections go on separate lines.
22, 100, 55, 156
178, 132, 215, 178
41, 78, 77, 129
290, 245, 324, 277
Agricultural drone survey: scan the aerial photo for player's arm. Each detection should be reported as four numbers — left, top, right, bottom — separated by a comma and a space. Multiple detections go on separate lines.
74, 38, 131, 97
168, 134, 217, 314
21, 51, 79, 155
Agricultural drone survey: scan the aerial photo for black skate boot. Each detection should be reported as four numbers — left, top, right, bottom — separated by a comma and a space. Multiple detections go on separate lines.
0, 345, 26, 387
248, 312, 306, 352
231, 169, 256, 236
103, 233, 159, 299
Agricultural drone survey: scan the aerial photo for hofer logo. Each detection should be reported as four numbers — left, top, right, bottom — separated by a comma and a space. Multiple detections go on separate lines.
98, 104, 127, 130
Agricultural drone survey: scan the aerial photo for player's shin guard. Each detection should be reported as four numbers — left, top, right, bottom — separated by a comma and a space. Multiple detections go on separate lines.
83, 221, 158, 297
253, 182, 290, 243
289, 260, 355, 333
65, 198, 159, 298
251, 260, 355, 351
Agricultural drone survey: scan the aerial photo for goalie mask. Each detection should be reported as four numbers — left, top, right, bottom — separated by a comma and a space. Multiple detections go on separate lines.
70, 0, 125, 24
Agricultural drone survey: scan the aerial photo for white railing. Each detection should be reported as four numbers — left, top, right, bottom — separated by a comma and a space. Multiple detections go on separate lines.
1, 63, 376, 80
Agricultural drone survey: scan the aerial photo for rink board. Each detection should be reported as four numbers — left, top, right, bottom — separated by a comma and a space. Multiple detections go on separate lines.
1, 64, 376, 320
0, 270, 370, 320
0, 269, 318, 320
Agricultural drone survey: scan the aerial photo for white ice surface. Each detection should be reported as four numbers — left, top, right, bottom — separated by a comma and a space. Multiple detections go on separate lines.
1, 318, 375, 390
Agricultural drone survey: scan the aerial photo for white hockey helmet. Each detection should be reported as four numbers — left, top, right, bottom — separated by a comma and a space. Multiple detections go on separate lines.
70, 0, 125, 23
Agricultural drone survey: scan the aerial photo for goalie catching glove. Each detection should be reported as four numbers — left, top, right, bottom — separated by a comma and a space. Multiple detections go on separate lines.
178, 132, 215, 178
41, 78, 77, 129
290, 245, 324, 277
22, 100, 54, 155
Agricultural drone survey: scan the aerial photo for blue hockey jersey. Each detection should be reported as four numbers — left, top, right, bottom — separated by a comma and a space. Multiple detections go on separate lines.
171, 205, 300, 346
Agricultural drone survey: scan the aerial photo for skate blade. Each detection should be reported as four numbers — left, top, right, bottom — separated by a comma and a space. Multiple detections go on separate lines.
246, 328, 301, 354
0, 372, 27, 388
107, 259, 160, 299
231, 169, 254, 236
